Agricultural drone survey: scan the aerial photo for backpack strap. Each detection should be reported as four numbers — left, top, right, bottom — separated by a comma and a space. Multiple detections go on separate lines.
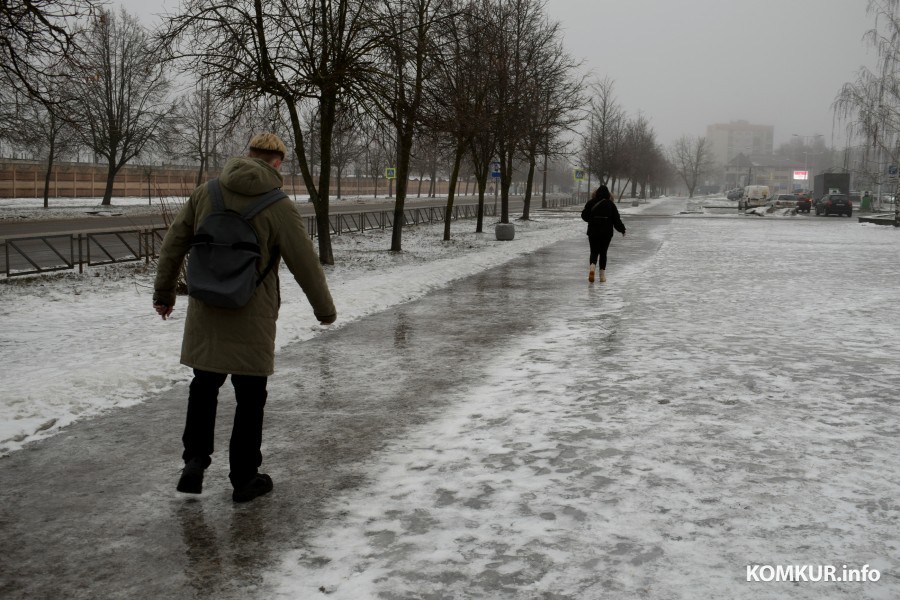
243, 188, 289, 220
244, 189, 288, 286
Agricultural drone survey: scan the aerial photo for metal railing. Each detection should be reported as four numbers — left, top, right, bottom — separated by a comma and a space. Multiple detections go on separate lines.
0, 198, 579, 277
305, 202, 497, 237
2, 227, 169, 277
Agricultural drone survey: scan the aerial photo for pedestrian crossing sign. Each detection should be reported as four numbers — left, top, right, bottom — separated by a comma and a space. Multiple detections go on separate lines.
574, 169, 585, 181
385, 167, 396, 179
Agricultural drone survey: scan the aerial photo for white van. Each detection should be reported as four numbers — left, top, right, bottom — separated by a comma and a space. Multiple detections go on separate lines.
743, 185, 770, 208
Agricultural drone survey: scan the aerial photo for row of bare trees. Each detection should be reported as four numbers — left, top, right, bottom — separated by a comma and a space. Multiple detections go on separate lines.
2, 6, 172, 207
158, 0, 588, 261
579, 78, 706, 198
3, 0, 697, 262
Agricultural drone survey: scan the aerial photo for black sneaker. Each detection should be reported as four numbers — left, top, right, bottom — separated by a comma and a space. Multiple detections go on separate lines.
232, 474, 273, 503
176, 458, 206, 494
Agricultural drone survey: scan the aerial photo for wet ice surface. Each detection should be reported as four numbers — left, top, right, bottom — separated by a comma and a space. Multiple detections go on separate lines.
0, 213, 582, 453
266, 216, 900, 599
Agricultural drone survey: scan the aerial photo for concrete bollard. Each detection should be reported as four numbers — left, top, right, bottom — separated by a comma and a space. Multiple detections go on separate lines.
495, 223, 515, 241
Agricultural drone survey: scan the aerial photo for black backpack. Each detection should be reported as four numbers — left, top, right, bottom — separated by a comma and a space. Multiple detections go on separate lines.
186, 179, 288, 309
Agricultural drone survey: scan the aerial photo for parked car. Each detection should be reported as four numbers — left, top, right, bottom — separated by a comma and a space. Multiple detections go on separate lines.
814, 193, 853, 217
795, 192, 812, 213
767, 194, 798, 209
726, 188, 743, 201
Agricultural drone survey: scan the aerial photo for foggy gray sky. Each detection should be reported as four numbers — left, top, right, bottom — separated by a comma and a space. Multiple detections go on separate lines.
118, 0, 874, 150
544, 0, 874, 148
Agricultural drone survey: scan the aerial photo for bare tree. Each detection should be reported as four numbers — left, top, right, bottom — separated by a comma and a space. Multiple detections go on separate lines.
369, 0, 455, 252
582, 77, 626, 190
331, 103, 364, 199
668, 135, 715, 198
516, 28, 584, 219
618, 113, 657, 199
359, 119, 393, 197
469, 126, 497, 233
1, 0, 98, 102
71, 9, 172, 205
646, 144, 673, 197
834, 0, 900, 218
409, 134, 440, 198
170, 82, 232, 186
490, 0, 555, 225
162, 0, 381, 264
421, 0, 495, 239
9, 82, 78, 207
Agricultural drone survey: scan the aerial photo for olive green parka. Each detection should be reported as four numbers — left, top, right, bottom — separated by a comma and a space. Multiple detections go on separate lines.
153, 157, 336, 376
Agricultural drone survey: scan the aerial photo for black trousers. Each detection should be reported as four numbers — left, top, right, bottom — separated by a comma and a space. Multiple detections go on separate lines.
588, 233, 613, 269
182, 368, 268, 488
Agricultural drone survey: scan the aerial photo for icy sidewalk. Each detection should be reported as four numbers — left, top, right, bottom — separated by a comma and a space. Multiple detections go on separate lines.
265, 220, 900, 599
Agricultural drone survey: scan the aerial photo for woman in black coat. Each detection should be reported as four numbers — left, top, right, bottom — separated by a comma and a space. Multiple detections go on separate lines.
580, 185, 626, 282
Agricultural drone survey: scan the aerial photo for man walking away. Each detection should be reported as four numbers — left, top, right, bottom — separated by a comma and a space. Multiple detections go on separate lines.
153, 133, 336, 503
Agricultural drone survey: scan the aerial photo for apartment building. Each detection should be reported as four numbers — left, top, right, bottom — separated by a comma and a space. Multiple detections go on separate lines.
706, 121, 775, 168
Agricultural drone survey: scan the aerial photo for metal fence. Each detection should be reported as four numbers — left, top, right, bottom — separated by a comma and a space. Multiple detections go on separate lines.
1, 197, 579, 277
1, 227, 169, 277
306, 202, 493, 237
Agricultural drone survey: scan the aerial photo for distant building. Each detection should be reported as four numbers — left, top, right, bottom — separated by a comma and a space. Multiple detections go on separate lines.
707, 121, 775, 168
724, 153, 805, 192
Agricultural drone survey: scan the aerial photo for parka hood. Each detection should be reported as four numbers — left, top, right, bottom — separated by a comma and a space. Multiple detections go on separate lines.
218, 156, 284, 196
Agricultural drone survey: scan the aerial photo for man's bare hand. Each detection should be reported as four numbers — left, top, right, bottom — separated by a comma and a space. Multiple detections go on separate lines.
154, 303, 174, 320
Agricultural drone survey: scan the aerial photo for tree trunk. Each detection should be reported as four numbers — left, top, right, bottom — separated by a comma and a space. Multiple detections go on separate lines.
315, 97, 337, 265
101, 159, 117, 206
541, 145, 549, 209
499, 148, 513, 224
391, 128, 415, 252
521, 156, 536, 221
196, 156, 206, 188
618, 178, 632, 200
42, 140, 55, 209
443, 142, 465, 241
285, 98, 333, 264
475, 175, 488, 233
